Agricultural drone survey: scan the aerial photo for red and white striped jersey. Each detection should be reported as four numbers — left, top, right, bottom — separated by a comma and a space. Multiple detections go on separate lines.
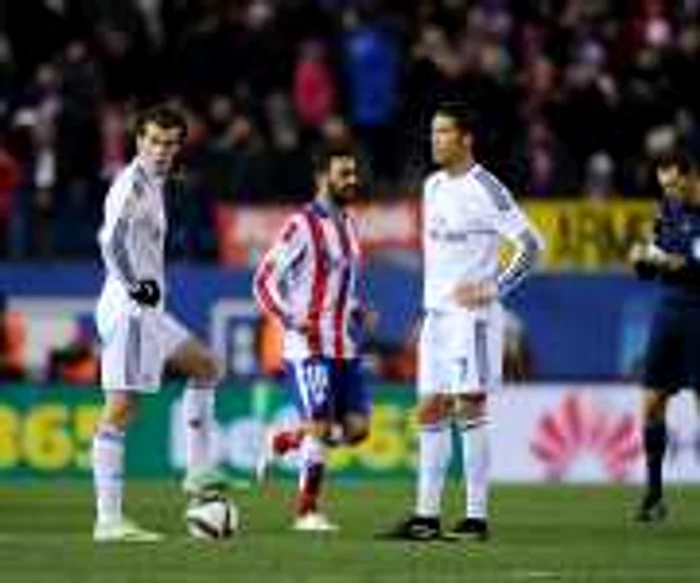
253, 200, 362, 361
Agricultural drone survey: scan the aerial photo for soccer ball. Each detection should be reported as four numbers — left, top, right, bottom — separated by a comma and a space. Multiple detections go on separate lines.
185, 497, 239, 540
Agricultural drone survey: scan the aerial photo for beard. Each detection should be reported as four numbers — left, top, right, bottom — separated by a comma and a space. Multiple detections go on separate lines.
328, 186, 354, 207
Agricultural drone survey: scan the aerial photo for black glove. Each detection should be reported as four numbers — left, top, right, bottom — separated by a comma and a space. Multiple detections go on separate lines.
128, 279, 161, 307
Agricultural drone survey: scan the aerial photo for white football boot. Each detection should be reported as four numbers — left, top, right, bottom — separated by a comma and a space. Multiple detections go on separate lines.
293, 512, 339, 532
93, 518, 164, 543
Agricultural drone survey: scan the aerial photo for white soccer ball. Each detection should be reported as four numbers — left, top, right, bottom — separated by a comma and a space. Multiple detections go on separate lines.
185, 497, 239, 540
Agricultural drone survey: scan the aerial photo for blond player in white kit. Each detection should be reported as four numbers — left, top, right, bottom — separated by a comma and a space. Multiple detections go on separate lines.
385, 102, 544, 541
92, 105, 226, 542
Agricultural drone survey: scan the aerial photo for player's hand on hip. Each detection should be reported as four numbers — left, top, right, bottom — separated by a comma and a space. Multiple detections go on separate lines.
362, 309, 379, 331
128, 279, 161, 307
284, 313, 311, 334
352, 305, 379, 332
452, 281, 497, 308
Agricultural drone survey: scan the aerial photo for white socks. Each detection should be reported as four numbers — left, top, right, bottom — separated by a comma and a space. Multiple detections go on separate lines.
415, 422, 452, 518
182, 382, 216, 472
413, 417, 490, 520
92, 422, 125, 525
459, 419, 489, 520
92, 380, 216, 527
297, 435, 326, 516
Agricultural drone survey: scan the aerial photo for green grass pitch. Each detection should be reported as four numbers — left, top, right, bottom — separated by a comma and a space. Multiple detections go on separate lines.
1, 481, 699, 582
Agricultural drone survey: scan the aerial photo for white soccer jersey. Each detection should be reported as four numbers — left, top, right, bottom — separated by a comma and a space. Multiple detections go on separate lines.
96, 159, 167, 331
422, 163, 543, 312
95, 158, 192, 392
420, 163, 543, 394
253, 200, 362, 361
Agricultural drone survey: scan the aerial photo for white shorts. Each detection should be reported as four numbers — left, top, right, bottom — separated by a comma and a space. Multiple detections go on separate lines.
98, 309, 191, 392
418, 306, 504, 397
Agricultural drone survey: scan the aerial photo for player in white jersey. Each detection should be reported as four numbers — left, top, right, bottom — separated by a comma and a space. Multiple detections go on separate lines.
252, 145, 372, 532
92, 105, 226, 542
385, 102, 544, 541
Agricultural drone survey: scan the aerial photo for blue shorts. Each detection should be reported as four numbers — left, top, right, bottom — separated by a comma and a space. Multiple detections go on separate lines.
285, 357, 370, 422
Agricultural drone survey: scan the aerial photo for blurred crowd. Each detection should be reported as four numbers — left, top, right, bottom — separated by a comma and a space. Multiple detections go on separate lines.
0, 0, 699, 259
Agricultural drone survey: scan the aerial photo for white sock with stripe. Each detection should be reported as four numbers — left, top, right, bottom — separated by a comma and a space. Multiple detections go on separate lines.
459, 418, 489, 520
415, 421, 452, 518
297, 435, 326, 516
183, 381, 216, 472
92, 422, 125, 526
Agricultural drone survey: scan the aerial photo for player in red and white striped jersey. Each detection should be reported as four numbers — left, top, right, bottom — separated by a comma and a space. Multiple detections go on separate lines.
252, 145, 371, 532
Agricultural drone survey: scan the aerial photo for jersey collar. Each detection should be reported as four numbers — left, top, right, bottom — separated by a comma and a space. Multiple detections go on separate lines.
134, 158, 166, 190
311, 197, 345, 220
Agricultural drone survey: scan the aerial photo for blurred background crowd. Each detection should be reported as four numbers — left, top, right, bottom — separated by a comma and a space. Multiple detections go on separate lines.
0, 0, 699, 259
1, 0, 697, 385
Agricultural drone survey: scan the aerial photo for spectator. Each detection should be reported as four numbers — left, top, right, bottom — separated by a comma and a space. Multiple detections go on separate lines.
0, 137, 20, 257
293, 39, 336, 134
583, 152, 618, 200
99, 104, 128, 182
0, 0, 699, 257
511, 119, 577, 197
320, 115, 354, 150
556, 40, 620, 166
343, 7, 400, 181
517, 56, 561, 127
0, 34, 15, 124
12, 107, 57, 257
263, 125, 312, 202
57, 41, 101, 185
202, 113, 266, 204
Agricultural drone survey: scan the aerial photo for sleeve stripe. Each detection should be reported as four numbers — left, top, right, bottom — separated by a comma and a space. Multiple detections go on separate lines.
302, 209, 329, 356
111, 216, 137, 285
253, 261, 288, 323
475, 320, 490, 387
287, 247, 308, 274
125, 316, 141, 385
497, 232, 540, 296
252, 213, 312, 326
474, 167, 514, 211
281, 220, 299, 243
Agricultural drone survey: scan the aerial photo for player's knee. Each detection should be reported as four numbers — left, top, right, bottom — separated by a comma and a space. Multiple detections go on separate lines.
307, 420, 333, 442
456, 393, 487, 421
193, 353, 223, 385
643, 389, 667, 422
208, 356, 224, 383
347, 427, 369, 445
102, 396, 136, 430
344, 418, 370, 445
417, 395, 452, 426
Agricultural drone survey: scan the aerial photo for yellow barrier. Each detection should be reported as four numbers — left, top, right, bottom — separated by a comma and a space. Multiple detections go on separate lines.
523, 200, 656, 271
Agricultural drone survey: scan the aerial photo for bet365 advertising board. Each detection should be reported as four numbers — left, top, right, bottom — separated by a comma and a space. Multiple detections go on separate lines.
1, 383, 699, 483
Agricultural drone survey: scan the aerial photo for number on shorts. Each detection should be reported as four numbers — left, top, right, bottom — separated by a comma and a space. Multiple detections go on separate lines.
303, 362, 330, 407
